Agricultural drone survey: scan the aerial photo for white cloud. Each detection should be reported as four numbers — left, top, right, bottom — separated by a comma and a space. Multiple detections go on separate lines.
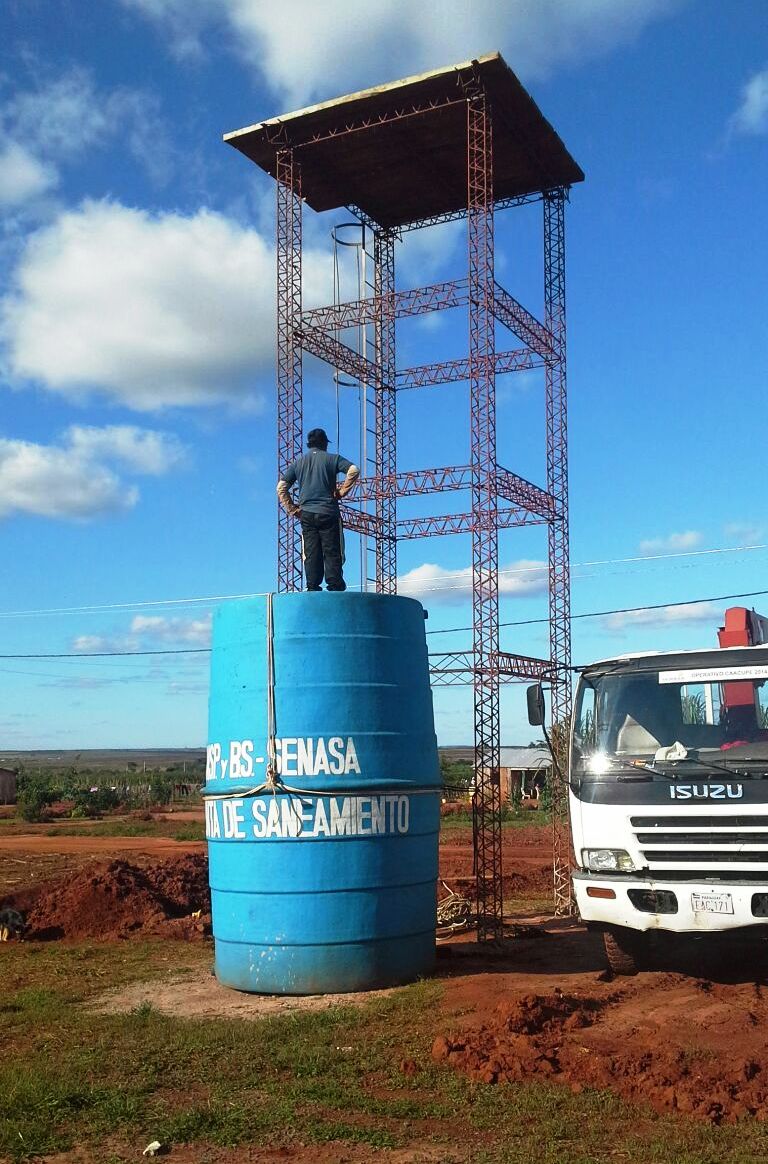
602, 601, 722, 633
724, 521, 765, 546
66, 425, 186, 474
71, 635, 123, 653
397, 219, 465, 284
0, 142, 58, 207
72, 612, 212, 653
4, 69, 112, 160
728, 66, 768, 137
638, 531, 702, 554
0, 425, 185, 520
0, 439, 134, 520
119, 0, 218, 60
167, 680, 209, 695
130, 614, 212, 646
39, 674, 148, 690
0, 67, 174, 198
1, 200, 299, 411
398, 558, 547, 603
122, 0, 681, 105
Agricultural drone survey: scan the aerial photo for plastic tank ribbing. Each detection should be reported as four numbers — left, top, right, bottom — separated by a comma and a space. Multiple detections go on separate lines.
203, 592, 441, 994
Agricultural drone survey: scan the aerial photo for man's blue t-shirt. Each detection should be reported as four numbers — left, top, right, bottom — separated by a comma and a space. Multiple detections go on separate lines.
281, 450, 353, 517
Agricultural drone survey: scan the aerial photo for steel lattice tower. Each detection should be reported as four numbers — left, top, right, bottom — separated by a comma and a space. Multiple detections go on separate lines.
226, 53, 583, 936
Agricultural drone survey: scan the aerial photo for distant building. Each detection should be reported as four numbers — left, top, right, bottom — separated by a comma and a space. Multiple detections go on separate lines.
0, 767, 17, 805
499, 747, 551, 802
443, 744, 552, 804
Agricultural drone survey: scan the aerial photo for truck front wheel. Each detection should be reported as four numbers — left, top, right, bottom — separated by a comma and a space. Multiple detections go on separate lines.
603, 927, 642, 976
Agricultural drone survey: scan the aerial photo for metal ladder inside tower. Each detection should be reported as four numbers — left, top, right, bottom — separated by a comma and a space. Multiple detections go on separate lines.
332, 223, 378, 592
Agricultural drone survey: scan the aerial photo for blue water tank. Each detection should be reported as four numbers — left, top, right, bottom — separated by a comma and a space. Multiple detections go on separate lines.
203, 592, 441, 994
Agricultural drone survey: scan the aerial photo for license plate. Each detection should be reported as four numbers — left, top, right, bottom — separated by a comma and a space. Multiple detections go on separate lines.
691, 892, 734, 915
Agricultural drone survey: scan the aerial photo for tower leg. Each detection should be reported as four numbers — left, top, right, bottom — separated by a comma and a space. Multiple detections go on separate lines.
468, 91, 502, 943
374, 229, 397, 593
544, 188, 573, 916
276, 148, 303, 592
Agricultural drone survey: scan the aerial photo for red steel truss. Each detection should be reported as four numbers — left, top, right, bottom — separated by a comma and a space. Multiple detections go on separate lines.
545, 188, 574, 916
374, 229, 397, 592
398, 348, 543, 390
339, 504, 545, 541
301, 278, 468, 330
430, 650, 552, 686
276, 148, 303, 593
269, 68, 575, 938
466, 84, 503, 941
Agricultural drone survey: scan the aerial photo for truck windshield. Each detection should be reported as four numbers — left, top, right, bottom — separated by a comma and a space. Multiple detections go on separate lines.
573, 662, 768, 775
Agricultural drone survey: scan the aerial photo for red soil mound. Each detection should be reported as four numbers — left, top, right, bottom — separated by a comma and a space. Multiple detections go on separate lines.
433, 984, 768, 1124
2, 854, 210, 941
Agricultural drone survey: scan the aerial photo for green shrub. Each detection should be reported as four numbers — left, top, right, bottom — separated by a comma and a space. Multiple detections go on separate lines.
70, 787, 121, 818
439, 756, 474, 795
16, 783, 55, 822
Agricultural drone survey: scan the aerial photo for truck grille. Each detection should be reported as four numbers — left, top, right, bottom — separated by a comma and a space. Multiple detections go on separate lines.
630, 814, 768, 874
631, 816, 768, 828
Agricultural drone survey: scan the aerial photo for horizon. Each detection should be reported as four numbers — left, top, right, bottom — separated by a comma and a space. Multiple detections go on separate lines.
2, 2, 766, 749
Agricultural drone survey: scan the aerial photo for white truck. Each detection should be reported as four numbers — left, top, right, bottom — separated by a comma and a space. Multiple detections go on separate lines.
529, 618, 768, 974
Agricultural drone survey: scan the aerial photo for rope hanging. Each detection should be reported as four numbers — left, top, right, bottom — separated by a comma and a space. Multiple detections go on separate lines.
202, 591, 441, 802
265, 591, 278, 790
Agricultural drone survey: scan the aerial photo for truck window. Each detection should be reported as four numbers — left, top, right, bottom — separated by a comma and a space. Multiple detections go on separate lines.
680, 683, 719, 726
575, 684, 596, 749
573, 659, 768, 779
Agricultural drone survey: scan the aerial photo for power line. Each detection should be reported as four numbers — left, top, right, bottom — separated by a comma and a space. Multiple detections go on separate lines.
0, 648, 209, 660
2, 588, 768, 660
0, 593, 262, 620
403, 542, 768, 595
425, 587, 768, 637
0, 543, 765, 620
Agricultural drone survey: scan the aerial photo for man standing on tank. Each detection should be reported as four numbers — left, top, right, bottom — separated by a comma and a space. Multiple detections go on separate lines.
277, 428, 360, 592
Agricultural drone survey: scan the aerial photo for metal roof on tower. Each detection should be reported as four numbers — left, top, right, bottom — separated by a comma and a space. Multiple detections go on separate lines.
224, 52, 584, 229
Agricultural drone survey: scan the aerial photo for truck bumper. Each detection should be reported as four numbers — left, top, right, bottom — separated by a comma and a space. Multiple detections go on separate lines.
573, 871, 768, 934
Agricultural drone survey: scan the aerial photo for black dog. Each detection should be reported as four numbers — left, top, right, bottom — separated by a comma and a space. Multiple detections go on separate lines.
0, 908, 26, 941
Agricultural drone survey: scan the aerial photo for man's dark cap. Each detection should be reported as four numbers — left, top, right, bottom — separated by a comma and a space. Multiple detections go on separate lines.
307, 428, 330, 449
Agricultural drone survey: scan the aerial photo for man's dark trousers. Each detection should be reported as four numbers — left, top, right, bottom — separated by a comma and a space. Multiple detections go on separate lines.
300, 512, 346, 591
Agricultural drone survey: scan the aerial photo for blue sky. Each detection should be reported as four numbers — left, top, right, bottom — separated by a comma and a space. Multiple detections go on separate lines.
1, 0, 766, 750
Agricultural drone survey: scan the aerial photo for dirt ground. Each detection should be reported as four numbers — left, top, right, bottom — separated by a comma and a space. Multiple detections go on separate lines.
439, 825, 551, 899
91, 971, 405, 1020
0, 833, 205, 898
435, 926, 768, 1123
6, 818, 768, 1131
39, 1143, 459, 1163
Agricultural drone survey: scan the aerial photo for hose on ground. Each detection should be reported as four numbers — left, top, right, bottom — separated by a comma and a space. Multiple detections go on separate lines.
436, 880, 473, 939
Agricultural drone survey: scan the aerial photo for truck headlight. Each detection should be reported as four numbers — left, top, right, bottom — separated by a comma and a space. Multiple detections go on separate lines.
583, 848, 635, 873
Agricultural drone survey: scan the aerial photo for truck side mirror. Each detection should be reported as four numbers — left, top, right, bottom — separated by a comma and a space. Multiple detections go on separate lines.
526, 683, 545, 727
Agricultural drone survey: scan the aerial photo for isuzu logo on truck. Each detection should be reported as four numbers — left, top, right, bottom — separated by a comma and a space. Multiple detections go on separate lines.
668, 783, 744, 800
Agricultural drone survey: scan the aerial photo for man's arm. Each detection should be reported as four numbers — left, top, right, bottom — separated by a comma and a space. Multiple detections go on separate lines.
277, 466, 300, 517
336, 462, 360, 499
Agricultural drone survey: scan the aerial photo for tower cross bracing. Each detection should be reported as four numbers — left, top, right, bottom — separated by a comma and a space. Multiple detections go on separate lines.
226, 52, 583, 935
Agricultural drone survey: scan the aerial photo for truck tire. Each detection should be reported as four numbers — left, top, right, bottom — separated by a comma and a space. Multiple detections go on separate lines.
603, 927, 641, 976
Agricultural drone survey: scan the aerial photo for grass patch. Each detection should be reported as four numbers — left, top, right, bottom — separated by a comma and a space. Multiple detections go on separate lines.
440, 809, 550, 830
172, 822, 206, 841
42, 820, 205, 840
505, 892, 554, 916
3, 941, 768, 1162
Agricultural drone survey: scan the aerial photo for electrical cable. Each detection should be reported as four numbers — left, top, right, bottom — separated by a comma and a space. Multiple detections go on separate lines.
403, 541, 768, 589
0, 594, 260, 620
1, 543, 765, 622
0, 648, 209, 659
3, 587, 768, 660
425, 588, 768, 638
